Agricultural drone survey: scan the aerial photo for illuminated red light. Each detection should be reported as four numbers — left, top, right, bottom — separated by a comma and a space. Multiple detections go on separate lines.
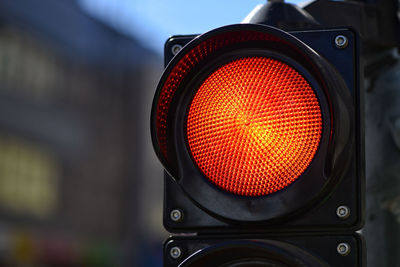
186, 57, 322, 196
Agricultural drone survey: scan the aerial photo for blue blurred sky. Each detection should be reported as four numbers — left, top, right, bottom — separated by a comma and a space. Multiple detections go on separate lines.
78, 0, 299, 54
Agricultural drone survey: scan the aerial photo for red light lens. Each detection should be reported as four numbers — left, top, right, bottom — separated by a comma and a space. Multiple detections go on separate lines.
186, 57, 322, 196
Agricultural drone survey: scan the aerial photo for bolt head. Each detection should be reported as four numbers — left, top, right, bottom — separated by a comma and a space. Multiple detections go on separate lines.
337, 242, 351, 256
170, 209, 183, 222
336, 205, 350, 219
335, 35, 348, 49
170, 246, 182, 259
171, 44, 183, 55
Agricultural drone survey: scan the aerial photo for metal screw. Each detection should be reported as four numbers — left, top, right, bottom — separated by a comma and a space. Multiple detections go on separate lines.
170, 209, 184, 222
336, 205, 350, 219
337, 242, 351, 256
171, 44, 183, 55
170, 246, 182, 259
335, 35, 348, 49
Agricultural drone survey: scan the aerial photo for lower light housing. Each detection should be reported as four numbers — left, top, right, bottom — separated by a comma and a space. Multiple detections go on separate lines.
164, 234, 365, 267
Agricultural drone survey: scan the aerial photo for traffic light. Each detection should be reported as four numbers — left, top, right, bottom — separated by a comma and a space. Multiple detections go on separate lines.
151, 23, 364, 266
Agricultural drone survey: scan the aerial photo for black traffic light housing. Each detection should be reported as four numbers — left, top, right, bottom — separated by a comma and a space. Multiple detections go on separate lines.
158, 26, 364, 233
152, 23, 364, 267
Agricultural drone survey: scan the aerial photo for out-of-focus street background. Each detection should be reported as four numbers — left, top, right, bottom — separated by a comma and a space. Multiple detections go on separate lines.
0, 0, 304, 266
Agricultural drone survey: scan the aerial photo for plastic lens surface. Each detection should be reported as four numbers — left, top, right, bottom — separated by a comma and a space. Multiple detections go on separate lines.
186, 57, 322, 196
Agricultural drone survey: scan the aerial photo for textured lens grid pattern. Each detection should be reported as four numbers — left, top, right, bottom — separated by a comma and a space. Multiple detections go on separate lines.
186, 57, 322, 196
156, 31, 280, 161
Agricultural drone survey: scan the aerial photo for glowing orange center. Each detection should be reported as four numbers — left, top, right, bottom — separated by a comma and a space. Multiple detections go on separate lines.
186, 57, 322, 196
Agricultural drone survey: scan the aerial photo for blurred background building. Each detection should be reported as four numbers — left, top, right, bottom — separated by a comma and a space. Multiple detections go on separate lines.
0, 0, 164, 266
